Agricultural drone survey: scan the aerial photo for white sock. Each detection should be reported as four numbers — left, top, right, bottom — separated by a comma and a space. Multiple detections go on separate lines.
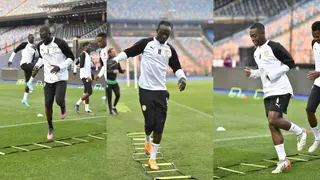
289, 122, 303, 135
150, 143, 159, 160
85, 104, 89, 111
23, 92, 28, 101
145, 135, 151, 143
76, 98, 82, 105
274, 144, 286, 161
28, 77, 34, 83
312, 126, 320, 141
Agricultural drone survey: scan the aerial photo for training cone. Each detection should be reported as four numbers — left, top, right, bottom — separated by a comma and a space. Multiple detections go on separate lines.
216, 127, 226, 131
37, 113, 43, 117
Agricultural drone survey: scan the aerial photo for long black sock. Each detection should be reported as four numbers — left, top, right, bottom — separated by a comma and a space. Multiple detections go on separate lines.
48, 120, 53, 129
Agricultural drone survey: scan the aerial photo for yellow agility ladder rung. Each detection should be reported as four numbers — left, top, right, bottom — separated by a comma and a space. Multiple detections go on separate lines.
154, 175, 192, 180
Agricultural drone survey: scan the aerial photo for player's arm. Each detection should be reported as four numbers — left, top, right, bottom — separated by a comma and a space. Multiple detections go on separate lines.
96, 57, 106, 79
8, 42, 28, 66
117, 63, 125, 73
245, 66, 260, 79
113, 37, 152, 63
34, 42, 43, 70
168, 46, 187, 91
307, 41, 320, 80
57, 39, 75, 70
267, 41, 295, 81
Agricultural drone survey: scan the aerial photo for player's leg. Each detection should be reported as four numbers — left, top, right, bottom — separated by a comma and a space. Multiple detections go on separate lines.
84, 80, 93, 114
55, 81, 67, 119
44, 83, 55, 141
112, 83, 120, 115
263, 98, 290, 173
148, 90, 169, 170
21, 63, 32, 107
106, 84, 113, 115
139, 88, 156, 157
27, 64, 41, 91
306, 85, 320, 152
75, 78, 91, 114
267, 94, 307, 152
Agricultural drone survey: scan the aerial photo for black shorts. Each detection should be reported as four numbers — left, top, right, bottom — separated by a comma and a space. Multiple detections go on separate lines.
139, 87, 169, 134
264, 93, 291, 117
306, 85, 320, 113
44, 81, 67, 108
20, 63, 35, 82
82, 78, 93, 94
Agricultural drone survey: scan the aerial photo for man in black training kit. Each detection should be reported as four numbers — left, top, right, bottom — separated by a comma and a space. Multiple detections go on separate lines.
74, 42, 94, 115
245, 23, 307, 173
33, 26, 74, 141
8, 34, 36, 107
106, 48, 125, 115
112, 21, 187, 170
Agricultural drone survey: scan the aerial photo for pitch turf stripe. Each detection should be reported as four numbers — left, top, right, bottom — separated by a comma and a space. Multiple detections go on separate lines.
0, 116, 106, 129
170, 100, 213, 119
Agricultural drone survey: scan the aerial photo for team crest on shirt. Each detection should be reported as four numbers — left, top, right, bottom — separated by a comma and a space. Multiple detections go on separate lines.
142, 105, 147, 111
264, 51, 270, 57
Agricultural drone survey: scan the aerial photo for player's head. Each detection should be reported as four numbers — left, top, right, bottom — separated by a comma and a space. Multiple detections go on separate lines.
312, 21, 320, 41
96, 32, 107, 48
82, 41, 92, 53
28, 34, 34, 44
156, 20, 172, 44
39, 26, 52, 45
249, 23, 266, 46
108, 48, 116, 58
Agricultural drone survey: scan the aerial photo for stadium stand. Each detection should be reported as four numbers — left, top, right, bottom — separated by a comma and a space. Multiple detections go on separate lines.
213, 0, 320, 66
107, 0, 212, 20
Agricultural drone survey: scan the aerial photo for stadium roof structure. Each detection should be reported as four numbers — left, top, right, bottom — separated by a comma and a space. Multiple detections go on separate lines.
39, 0, 106, 9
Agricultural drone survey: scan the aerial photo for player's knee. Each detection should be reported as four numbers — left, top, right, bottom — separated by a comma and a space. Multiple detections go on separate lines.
145, 123, 155, 133
306, 107, 316, 114
45, 102, 53, 109
267, 114, 279, 126
88, 89, 93, 96
55, 98, 64, 107
115, 93, 120, 98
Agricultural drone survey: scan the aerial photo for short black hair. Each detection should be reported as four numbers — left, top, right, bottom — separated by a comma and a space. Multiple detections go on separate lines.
157, 20, 173, 30
40, 26, 51, 33
97, 32, 107, 38
312, 21, 320, 32
108, 48, 114, 54
250, 23, 265, 32
82, 41, 90, 47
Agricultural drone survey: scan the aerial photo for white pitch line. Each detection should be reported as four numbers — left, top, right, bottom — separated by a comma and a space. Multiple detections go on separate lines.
0, 116, 106, 129
170, 100, 213, 119
214, 133, 291, 142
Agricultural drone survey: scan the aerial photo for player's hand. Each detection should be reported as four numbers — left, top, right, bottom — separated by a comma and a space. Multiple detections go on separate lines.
113, 70, 119, 74
178, 77, 186, 92
8, 61, 12, 67
33, 65, 40, 71
244, 67, 252, 77
50, 65, 60, 74
94, 75, 100, 80
123, 69, 126, 73
87, 77, 92, 82
307, 71, 320, 80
